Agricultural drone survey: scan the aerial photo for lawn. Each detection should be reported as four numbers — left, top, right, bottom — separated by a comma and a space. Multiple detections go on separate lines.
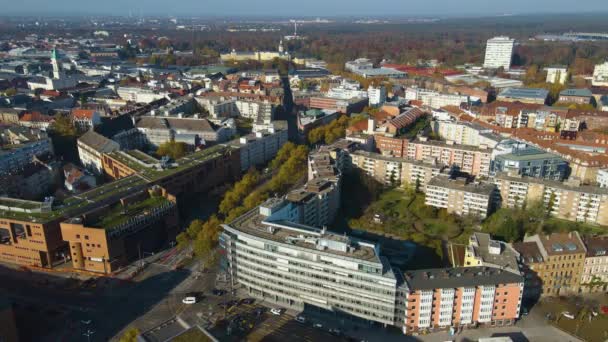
346, 187, 469, 263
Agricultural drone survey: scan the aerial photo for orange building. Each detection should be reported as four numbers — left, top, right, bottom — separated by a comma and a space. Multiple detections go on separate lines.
402, 266, 523, 334
60, 186, 179, 274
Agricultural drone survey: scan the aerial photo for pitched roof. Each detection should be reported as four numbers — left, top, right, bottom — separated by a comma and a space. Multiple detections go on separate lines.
71, 109, 97, 120
77, 130, 118, 153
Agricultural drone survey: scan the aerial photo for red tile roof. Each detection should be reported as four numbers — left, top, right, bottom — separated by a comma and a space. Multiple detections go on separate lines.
71, 109, 96, 120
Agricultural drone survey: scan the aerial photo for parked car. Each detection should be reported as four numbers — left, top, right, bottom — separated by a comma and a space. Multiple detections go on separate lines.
240, 298, 255, 305
329, 328, 341, 336
562, 311, 575, 319
295, 315, 306, 323
182, 296, 197, 304
313, 323, 323, 329
270, 308, 283, 315
521, 307, 529, 316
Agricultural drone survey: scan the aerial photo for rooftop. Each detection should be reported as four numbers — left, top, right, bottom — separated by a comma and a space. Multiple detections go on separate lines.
427, 176, 496, 196
227, 205, 384, 265
527, 232, 586, 257
583, 236, 608, 258
560, 88, 593, 98
84, 195, 170, 230
495, 172, 608, 195
512, 241, 544, 264
404, 266, 523, 291
498, 88, 549, 100
469, 232, 520, 274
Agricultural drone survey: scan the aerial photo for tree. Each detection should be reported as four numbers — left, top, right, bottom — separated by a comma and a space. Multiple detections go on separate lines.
50, 115, 77, 137
119, 327, 140, 342
175, 232, 190, 250
193, 215, 222, 258
156, 140, 187, 160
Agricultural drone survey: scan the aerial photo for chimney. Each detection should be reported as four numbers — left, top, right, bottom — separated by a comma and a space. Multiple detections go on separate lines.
367, 118, 375, 135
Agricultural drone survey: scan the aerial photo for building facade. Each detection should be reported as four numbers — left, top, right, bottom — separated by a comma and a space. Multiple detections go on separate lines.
407, 138, 492, 177
425, 176, 496, 218
580, 236, 608, 293
483, 37, 515, 70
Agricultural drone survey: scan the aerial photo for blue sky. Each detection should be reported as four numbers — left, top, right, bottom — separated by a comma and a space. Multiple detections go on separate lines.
5, 0, 608, 16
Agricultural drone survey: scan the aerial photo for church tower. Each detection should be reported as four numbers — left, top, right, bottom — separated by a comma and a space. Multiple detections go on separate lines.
51, 48, 61, 79
278, 39, 284, 54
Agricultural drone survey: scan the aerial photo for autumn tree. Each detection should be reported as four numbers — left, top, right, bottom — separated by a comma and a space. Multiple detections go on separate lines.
119, 327, 140, 342
50, 115, 77, 137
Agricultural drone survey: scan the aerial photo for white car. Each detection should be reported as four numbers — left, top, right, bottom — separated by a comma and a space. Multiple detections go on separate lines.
182, 296, 197, 305
270, 308, 283, 315
295, 315, 306, 323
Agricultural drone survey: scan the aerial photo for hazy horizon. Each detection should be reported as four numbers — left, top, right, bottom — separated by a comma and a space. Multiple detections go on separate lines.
3, 0, 608, 17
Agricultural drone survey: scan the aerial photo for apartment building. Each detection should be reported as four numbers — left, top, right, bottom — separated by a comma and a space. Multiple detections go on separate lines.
350, 151, 403, 185
592, 61, 608, 87
0, 138, 53, 174
350, 150, 443, 190
117, 86, 169, 104
405, 88, 470, 109
580, 236, 608, 293
483, 37, 515, 70
425, 176, 496, 218
221, 199, 400, 327
432, 121, 501, 148
70, 109, 102, 133
464, 232, 521, 275
558, 89, 594, 105
544, 66, 568, 84
494, 172, 608, 225
60, 186, 179, 274
228, 126, 288, 172
512, 241, 544, 299
597, 169, 608, 187
492, 147, 568, 181
402, 267, 523, 334
522, 232, 586, 296
408, 137, 492, 177
77, 130, 120, 174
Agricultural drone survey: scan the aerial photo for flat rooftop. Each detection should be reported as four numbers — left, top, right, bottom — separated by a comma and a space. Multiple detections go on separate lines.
84, 195, 171, 230
0, 175, 148, 223
404, 266, 523, 290
495, 172, 608, 195
427, 176, 495, 196
228, 207, 383, 265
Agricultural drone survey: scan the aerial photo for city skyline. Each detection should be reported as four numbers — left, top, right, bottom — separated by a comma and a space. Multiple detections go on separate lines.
3, 0, 608, 17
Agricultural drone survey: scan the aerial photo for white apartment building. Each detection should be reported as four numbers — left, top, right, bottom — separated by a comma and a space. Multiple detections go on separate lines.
483, 37, 515, 70
544, 66, 568, 84
592, 61, 608, 87
117, 86, 170, 104
597, 169, 608, 188
77, 131, 120, 174
405, 88, 470, 109
230, 127, 288, 172
368, 86, 387, 106
433, 121, 501, 148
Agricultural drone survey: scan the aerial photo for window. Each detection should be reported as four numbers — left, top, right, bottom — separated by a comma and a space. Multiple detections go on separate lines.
76, 234, 80, 239
84, 235, 89, 240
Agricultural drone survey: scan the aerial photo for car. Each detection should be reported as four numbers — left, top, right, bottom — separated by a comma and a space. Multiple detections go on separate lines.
562, 311, 575, 319
329, 328, 342, 336
254, 307, 265, 317
295, 315, 306, 323
521, 307, 529, 316
182, 296, 197, 304
270, 308, 283, 315
240, 298, 255, 305
313, 323, 323, 329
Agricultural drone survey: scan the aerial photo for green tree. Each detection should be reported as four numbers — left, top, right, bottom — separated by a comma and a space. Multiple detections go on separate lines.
156, 140, 187, 160
119, 327, 140, 342
50, 115, 77, 137
175, 232, 190, 250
